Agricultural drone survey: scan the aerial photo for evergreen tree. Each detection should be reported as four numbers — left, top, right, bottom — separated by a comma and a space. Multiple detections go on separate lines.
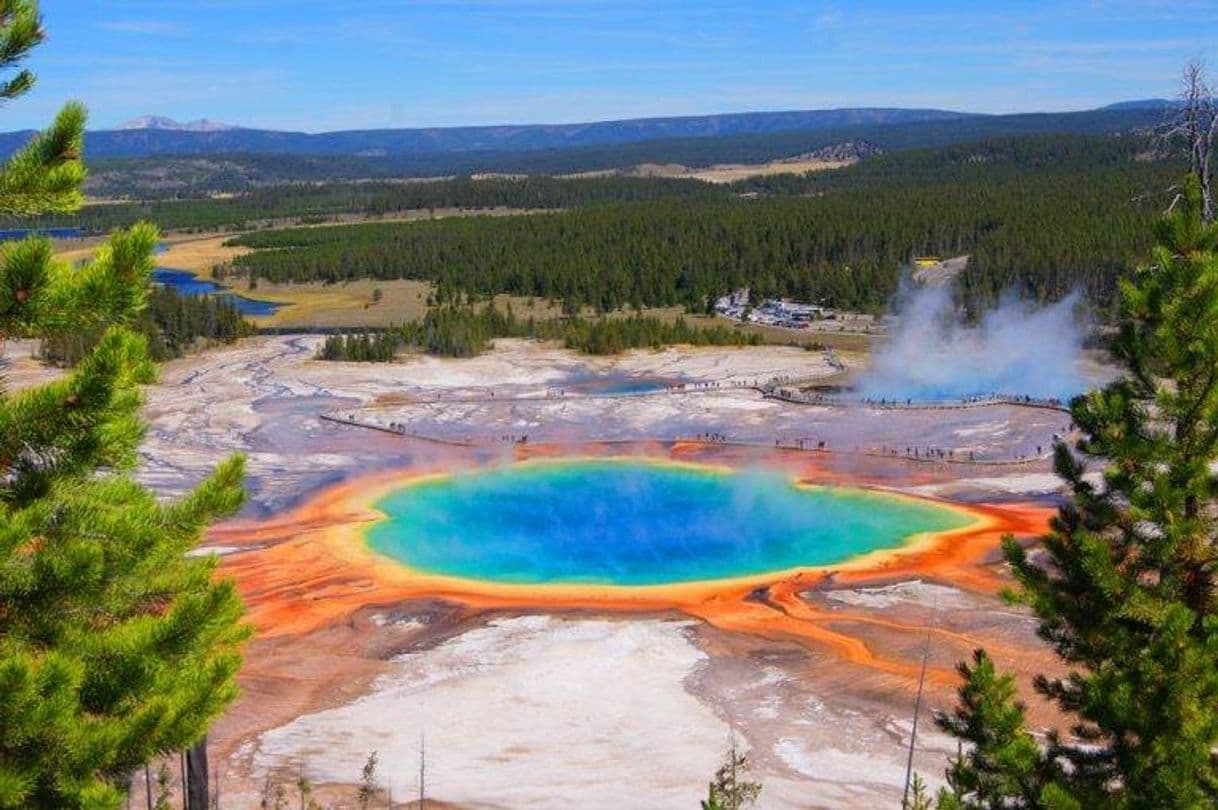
934, 651, 1059, 809
0, 4, 248, 807
907, 773, 934, 810
936, 180, 1218, 808
701, 737, 761, 810
356, 751, 379, 810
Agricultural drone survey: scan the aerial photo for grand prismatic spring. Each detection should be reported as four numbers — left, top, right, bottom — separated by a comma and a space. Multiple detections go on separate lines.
365, 459, 974, 586
212, 438, 1054, 809
107, 336, 1073, 807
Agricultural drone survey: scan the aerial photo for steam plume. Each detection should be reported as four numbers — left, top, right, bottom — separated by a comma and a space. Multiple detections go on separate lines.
856, 280, 1087, 402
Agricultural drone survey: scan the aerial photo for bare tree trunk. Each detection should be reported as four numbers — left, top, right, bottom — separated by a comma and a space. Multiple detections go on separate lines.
901, 598, 937, 809
145, 765, 153, 810
186, 737, 210, 810
1169, 59, 1218, 223
418, 733, 426, 810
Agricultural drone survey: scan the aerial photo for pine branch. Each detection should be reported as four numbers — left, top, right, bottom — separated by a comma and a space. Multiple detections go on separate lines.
0, 0, 43, 103
0, 101, 85, 217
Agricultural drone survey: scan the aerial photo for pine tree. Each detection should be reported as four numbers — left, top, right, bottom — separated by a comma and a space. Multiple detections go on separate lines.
701, 737, 761, 810
934, 651, 1058, 809
0, 3, 248, 808
356, 751, 379, 810
935, 179, 1218, 808
907, 773, 934, 810
296, 761, 313, 809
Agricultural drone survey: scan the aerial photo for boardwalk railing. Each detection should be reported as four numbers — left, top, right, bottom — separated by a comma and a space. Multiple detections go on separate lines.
316, 371, 1072, 467
319, 411, 1057, 467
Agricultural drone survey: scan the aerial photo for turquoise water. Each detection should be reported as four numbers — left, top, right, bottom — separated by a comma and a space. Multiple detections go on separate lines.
0, 227, 83, 241
559, 373, 683, 395
365, 461, 972, 586
152, 268, 284, 315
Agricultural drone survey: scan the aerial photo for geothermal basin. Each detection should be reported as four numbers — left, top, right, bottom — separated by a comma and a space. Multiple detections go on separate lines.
105, 336, 1076, 809
366, 459, 974, 586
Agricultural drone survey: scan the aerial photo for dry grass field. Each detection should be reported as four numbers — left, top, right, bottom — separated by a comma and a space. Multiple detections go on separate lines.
632, 157, 854, 183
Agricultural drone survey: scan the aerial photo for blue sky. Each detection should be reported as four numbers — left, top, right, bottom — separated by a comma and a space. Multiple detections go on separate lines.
10, 0, 1218, 132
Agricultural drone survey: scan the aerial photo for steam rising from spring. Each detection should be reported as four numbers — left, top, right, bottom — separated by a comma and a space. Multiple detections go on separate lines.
856, 280, 1088, 402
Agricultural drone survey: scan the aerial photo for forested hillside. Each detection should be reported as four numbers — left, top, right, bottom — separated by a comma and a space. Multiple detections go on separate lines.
73, 104, 1165, 196
226, 135, 1179, 316
25, 175, 720, 234
733, 133, 1162, 193
23, 131, 1177, 243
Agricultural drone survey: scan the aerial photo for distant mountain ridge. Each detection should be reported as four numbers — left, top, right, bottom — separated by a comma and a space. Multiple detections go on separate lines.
114, 116, 238, 132
0, 101, 1177, 163
1101, 99, 1180, 111
4, 107, 973, 159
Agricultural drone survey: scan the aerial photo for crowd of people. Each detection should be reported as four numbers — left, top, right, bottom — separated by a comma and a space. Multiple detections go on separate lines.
334, 411, 1062, 466
329, 369, 1070, 466
764, 385, 1068, 412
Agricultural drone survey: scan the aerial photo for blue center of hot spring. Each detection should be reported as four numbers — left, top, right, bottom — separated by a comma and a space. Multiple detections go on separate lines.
364, 460, 972, 586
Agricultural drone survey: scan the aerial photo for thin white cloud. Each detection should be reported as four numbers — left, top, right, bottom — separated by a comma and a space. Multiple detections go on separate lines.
95, 20, 188, 37
942, 37, 1208, 57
